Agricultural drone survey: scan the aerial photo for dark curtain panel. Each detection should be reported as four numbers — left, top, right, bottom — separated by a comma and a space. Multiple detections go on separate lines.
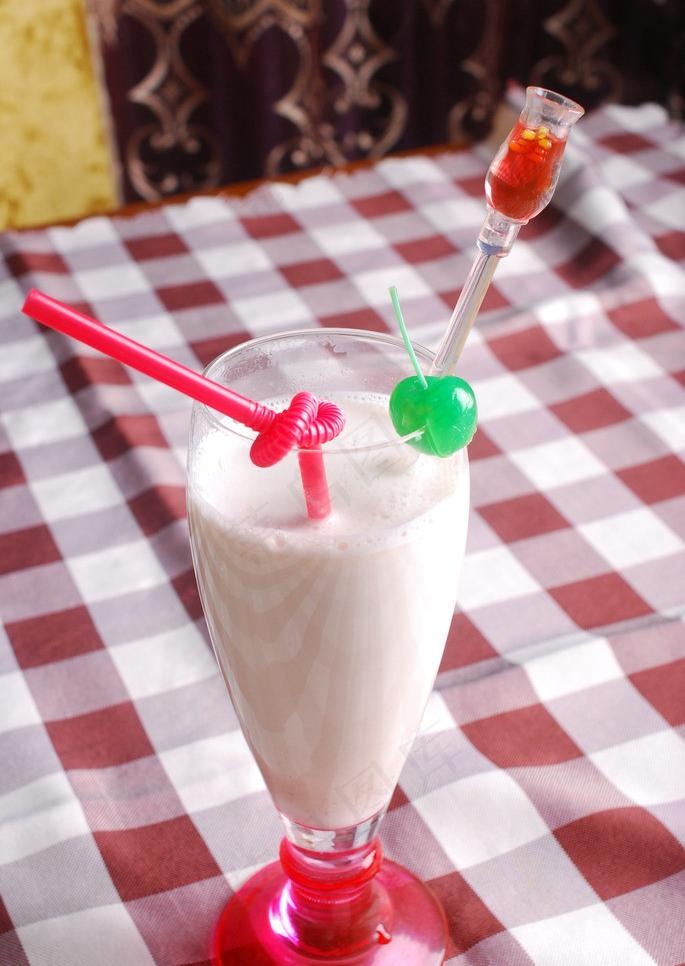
89, 0, 685, 204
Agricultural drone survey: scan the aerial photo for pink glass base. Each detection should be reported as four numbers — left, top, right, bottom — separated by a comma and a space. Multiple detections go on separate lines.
211, 841, 446, 964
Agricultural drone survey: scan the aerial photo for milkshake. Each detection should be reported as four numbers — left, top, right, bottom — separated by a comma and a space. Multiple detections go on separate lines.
188, 393, 468, 830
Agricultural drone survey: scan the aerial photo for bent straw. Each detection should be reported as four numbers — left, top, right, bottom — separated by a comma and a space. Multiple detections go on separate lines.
22, 289, 333, 520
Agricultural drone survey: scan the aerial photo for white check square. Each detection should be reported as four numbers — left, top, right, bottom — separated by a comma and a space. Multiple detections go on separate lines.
273, 177, 344, 210
521, 637, 623, 702
2, 396, 86, 449
166, 196, 233, 231
353, 264, 431, 307
641, 406, 685, 453
645, 195, 685, 232
535, 291, 601, 326
0, 671, 41, 734
0, 337, 56, 382
512, 902, 654, 966
116, 314, 184, 351
510, 436, 606, 490
628, 251, 683, 296
19, 904, 155, 966
578, 342, 662, 385
76, 263, 149, 300
161, 731, 264, 814
599, 154, 648, 191
414, 770, 548, 869
379, 157, 448, 188
418, 692, 455, 736
492, 241, 547, 279
31, 464, 122, 522
473, 373, 539, 420
0, 772, 90, 863
67, 540, 168, 603
231, 289, 313, 333
49, 217, 119, 252
459, 546, 539, 611
568, 185, 629, 234
0, 277, 24, 318
195, 241, 272, 279
310, 220, 387, 257
591, 730, 685, 806
580, 507, 682, 569
111, 625, 217, 700
420, 197, 483, 233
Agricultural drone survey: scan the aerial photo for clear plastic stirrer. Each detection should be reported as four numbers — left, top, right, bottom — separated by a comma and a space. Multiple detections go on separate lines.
431, 86, 584, 376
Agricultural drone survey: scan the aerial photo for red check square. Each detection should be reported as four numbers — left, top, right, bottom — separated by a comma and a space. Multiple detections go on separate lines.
666, 167, 685, 187
280, 258, 343, 287
555, 807, 685, 900
157, 281, 224, 312
93, 414, 168, 461
125, 233, 189, 261
387, 784, 410, 811
191, 331, 247, 368
519, 204, 564, 239
478, 493, 570, 543
352, 191, 411, 218
655, 231, 685, 262
488, 325, 562, 372
607, 297, 679, 339
462, 704, 582, 767
428, 871, 504, 957
441, 284, 509, 313
551, 388, 632, 434
60, 355, 131, 394
95, 816, 222, 901
0, 894, 15, 934
599, 132, 655, 153
550, 573, 652, 630
241, 212, 300, 239
467, 428, 501, 461
630, 658, 685, 726
0, 451, 25, 488
5, 251, 69, 275
130, 485, 187, 536
556, 237, 621, 288
172, 568, 203, 621
458, 176, 486, 198
440, 612, 497, 672
617, 455, 685, 505
319, 307, 388, 332
6, 605, 104, 669
395, 234, 456, 264
47, 702, 155, 769
0, 524, 61, 576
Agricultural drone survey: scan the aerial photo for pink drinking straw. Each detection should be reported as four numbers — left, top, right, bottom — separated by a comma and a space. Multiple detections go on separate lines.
22, 290, 344, 520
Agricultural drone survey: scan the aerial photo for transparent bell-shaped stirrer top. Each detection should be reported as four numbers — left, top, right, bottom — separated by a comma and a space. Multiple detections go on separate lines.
432, 87, 584, 375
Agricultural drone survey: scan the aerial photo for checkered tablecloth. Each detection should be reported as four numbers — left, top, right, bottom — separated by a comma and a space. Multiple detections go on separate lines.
1, 99, 684, 966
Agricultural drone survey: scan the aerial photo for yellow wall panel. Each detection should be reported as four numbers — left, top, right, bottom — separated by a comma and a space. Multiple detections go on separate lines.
0, 0, 117, 229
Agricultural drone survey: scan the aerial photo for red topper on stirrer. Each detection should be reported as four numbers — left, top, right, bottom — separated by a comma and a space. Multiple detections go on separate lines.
390, 87, 584, 455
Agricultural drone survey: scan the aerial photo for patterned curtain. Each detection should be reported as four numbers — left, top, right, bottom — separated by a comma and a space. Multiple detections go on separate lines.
89, 0, 685, 204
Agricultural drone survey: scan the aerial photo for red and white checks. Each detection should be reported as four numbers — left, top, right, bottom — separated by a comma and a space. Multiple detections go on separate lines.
1, 99, 684, 965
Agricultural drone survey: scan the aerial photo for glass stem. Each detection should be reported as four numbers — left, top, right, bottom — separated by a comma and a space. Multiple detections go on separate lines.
271, 837, 393, 957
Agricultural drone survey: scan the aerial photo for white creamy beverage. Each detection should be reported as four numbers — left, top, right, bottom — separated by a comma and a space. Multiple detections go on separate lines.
188, 394, 469, 830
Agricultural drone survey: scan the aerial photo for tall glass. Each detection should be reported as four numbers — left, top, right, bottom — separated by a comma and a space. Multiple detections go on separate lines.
187, 330, 470, 964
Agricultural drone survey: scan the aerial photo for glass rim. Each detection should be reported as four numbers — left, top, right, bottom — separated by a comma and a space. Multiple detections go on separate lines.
199, 327, 436, 456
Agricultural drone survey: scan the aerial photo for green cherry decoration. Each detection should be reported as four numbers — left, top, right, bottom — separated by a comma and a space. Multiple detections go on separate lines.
390, 374, 478, 457
387, 285, 478, 457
